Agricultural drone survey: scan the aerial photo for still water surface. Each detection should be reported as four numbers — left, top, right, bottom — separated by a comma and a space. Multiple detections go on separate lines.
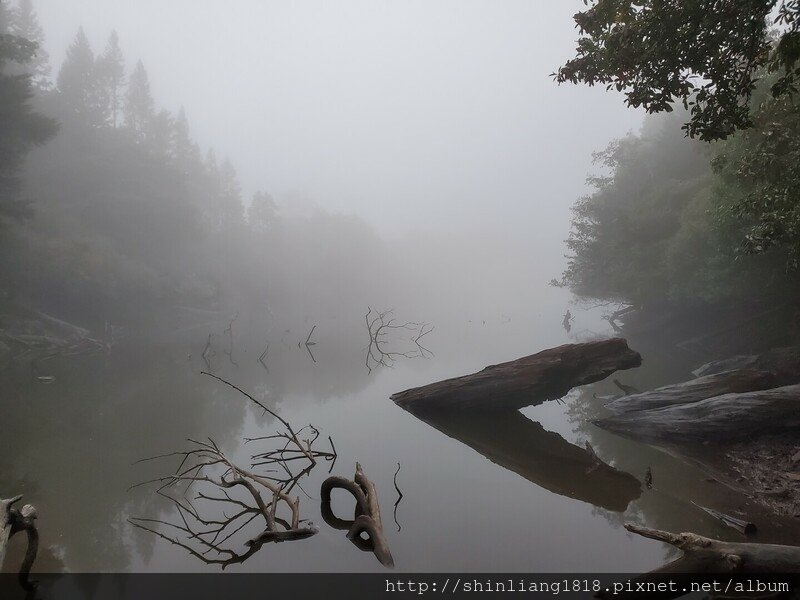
2, 283, 798, 574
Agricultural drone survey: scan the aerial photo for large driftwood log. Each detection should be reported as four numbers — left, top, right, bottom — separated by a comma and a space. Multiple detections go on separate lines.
1, 496, 38, 590
603, 369, 778, 414
595, 384, 800, 445
403, 407, 641, 511
391, 338, 641, 410
692, 345, 800, 383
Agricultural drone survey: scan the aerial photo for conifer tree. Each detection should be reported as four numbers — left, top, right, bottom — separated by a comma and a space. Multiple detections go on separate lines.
124, 59, 154, 139
96, 30, 125, 127
56, 27, 100, 122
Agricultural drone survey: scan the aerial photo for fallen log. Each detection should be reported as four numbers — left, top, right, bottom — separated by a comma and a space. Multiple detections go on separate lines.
692, 345, 800, 384
603, 369, 778, 414
596, 524, 800, 600
391, 338, 641, 411
595, 384, 800, 445
1, 495, 39, 590
401, 407, 641, 511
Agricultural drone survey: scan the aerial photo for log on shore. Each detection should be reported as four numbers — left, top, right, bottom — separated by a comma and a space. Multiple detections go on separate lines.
692, 345, 800, 383
402, 407, 641, 511
594, 384, 800, 445
391, 338, 641, 411
603, 369, 778, 414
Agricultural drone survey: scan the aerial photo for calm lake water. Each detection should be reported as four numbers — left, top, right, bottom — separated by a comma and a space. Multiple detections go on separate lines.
2, 280, 798, 574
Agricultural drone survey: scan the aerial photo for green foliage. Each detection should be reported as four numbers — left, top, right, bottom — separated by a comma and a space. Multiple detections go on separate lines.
556, 0, 800, 141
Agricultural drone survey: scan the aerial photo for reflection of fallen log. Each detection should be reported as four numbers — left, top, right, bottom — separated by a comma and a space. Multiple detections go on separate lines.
595, 384, 800, 445
603, 369, 778, 414
402, 407, 641, 512
1, 495, 39, 590
391, 338, 641, 410
321, 463, 394, 568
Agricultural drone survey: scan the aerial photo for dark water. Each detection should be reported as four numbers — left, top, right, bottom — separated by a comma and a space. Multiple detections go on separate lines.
2, 286, 798, 574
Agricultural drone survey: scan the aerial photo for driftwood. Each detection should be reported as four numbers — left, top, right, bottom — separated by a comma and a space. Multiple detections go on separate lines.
391, 338, 641, 411
603, 369, 778, 414
1, 495, 39, 590
690, 502, 756, 536
595, 524, 800, 600
595, 384, 800, 445
691, 345, 800, 384
626, 523, 800, 572
402, 407, 641, 511
321, 463, 394, 568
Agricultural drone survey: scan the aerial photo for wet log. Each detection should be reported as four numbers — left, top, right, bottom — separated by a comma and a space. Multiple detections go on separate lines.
402, 407, 641, 511
391, 338, 641, 410
596, 524, 800, 600
1, 495, 39, 590
603, 369, 778, 414
595, 384, 800, 446
692, 345, 800, 384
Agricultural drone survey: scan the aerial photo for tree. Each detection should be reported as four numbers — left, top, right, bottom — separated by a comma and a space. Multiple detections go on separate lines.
555, 0, 800, 141
248, 191, 278, 233
217, 158, 244, 229
95, 30, 125, 127
124, 59, 154, 139
56, 27, 99, 122
0, 14, 58, 222
9, 0, 49, 88
171, 106, 200, 169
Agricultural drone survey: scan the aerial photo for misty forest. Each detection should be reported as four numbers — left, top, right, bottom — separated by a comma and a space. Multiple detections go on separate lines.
2, 0, 800, 587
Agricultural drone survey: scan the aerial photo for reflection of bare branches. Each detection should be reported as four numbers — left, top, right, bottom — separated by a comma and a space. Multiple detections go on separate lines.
129, 439, 318, 568
223, 312, 239, 366
257, 343, 269, 371
299, 325, 317, 363
392, 462, 403, 532
321, 463, 394, 568
201, 334, 215, 370
131, 374, 339, 567
364, 308, 433, 374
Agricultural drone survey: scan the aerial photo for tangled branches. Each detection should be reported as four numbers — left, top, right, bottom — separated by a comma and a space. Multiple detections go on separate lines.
364, 308, 433, 373
130, 375, 337, 568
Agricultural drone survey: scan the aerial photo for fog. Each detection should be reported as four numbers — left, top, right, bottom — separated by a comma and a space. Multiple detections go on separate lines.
36, 0, 642, 247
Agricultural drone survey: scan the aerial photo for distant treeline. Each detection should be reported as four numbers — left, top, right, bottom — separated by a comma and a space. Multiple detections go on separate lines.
0, 0, 386, 330
558, 73, 800, 321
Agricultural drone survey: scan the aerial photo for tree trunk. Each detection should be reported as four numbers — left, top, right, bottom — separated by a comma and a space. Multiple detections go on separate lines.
594, 384, 800, 445
391, 338, 641, 411
603, 369, 778, 414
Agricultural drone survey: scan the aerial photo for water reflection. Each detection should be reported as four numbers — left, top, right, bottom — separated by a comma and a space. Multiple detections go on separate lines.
400, 406, 641, 512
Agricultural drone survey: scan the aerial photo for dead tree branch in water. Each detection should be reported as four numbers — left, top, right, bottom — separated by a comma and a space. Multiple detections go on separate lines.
1, 495, 39, 590
299, 325, 317, 363
392, 462, 403, 532
364, 307, 433, 373
129, 439, 319, 568
321, 463, 394, 568
223, 312, 239, 366
257, 343, 269, 371
201, 334, 215, 370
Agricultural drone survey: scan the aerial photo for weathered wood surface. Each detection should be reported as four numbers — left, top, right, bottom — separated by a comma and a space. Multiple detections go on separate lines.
595, 384, 800, 445
391, 338, 641, 410
692, 345, 800, 383
603, 369, 777, 414
597, 524, 800, 600
402, 407, 641, 511
1, 495, 38, 590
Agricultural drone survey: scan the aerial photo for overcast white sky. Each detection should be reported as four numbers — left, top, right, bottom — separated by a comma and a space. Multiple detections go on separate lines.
34, 0, 643, 246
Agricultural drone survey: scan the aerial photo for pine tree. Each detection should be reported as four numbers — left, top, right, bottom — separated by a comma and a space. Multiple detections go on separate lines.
57, 27, 100, 122
0, 8, 58, 221
10, 0, 50, 88
96, 30, 125, 127
124, 59, 154, 139
171, 106, 200, 169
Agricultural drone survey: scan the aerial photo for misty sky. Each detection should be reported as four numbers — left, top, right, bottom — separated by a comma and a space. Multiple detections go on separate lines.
35, 0, 643, 245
